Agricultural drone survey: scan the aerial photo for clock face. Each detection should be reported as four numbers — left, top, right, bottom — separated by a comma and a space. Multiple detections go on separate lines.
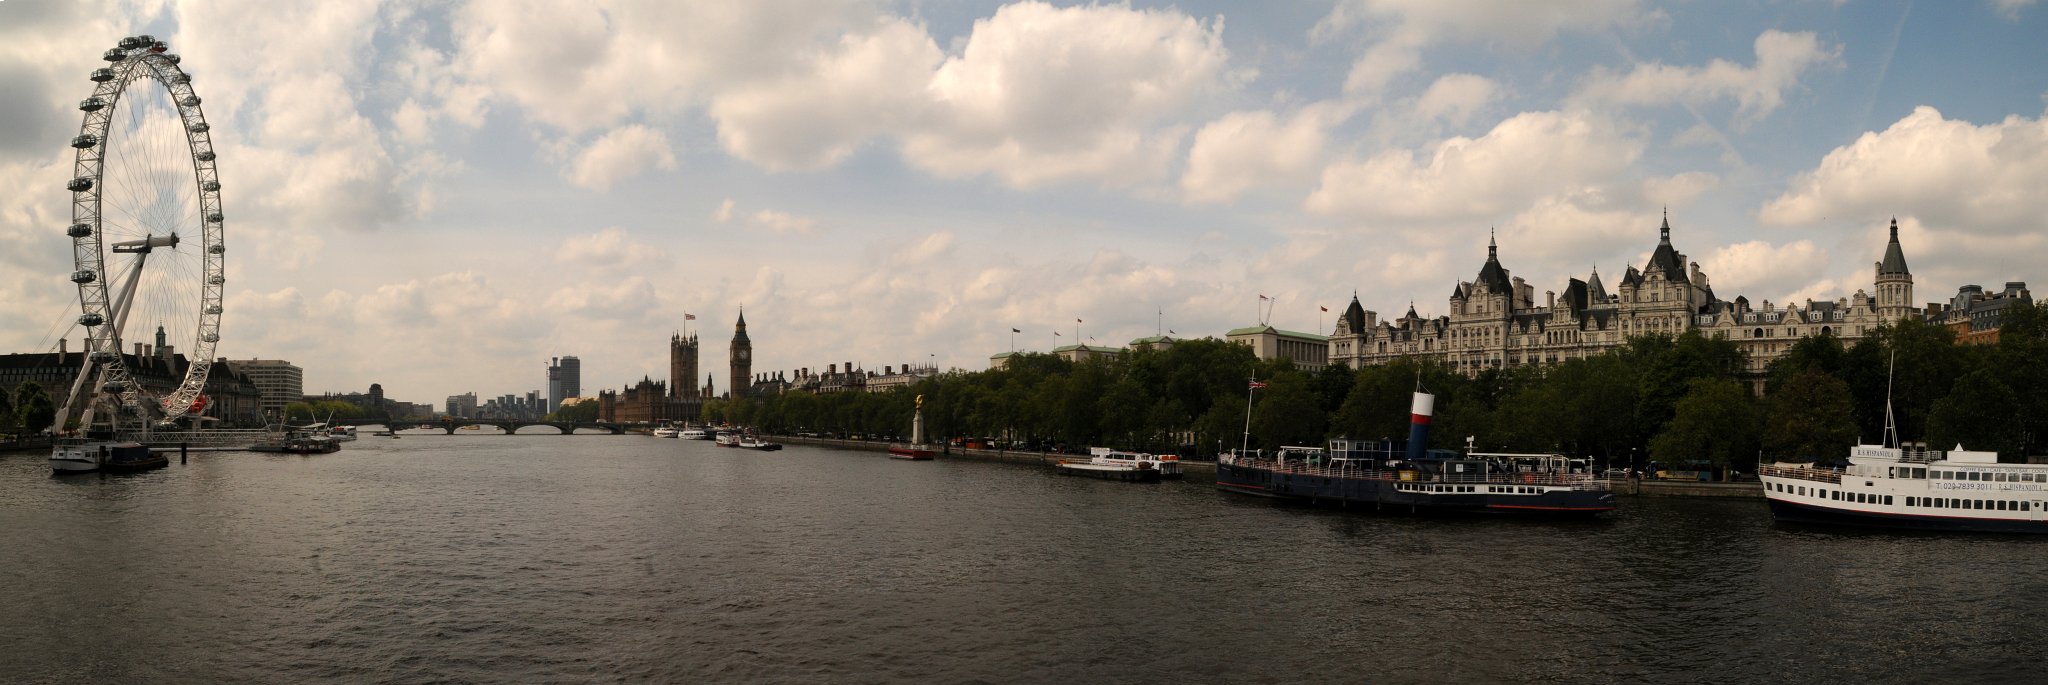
737, 350, 750, 362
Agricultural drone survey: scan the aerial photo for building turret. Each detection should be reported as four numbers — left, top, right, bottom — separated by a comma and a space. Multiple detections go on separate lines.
1875, 218, 1915, 321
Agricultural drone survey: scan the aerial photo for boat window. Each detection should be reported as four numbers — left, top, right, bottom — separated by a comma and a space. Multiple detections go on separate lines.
1907, 497, 1915, 506
1884, 496, 1892, 505
2023, 502, 2031, 511
1996, 501, 2008, 511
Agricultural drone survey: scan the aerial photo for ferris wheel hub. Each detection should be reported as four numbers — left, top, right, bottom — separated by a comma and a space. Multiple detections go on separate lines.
110, 233, 180, 253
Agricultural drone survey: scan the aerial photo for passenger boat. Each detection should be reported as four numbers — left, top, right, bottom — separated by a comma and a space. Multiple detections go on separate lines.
249, 428, 340, 454
715, 431, 742, 448
888, 394, 938, 460
652, 425, 679, 438
1215, 388, 1614, 515
1760, 445, 2048, 533
1053, 449, 1167, 482
50, 439, 155, 474
740, 435, 784, 451
679, 428, 708, 440
326, 425, 358, 442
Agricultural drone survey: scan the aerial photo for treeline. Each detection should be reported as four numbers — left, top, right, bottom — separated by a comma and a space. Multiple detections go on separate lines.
709, 302, 2048, 468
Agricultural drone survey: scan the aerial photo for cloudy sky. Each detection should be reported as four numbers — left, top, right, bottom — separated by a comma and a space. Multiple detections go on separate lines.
2, 0, 2045, 405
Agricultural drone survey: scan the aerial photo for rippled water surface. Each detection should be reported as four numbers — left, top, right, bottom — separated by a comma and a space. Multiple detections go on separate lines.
2, 435, 2043, 683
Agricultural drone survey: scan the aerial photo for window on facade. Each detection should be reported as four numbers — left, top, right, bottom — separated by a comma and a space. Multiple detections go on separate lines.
1884, 496, 1893, 505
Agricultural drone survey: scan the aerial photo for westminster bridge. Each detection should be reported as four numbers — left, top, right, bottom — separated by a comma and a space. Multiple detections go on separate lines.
333, 418, 629, 435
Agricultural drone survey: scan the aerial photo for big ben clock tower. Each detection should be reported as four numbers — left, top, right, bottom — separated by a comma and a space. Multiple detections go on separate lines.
729, 309, 752, 398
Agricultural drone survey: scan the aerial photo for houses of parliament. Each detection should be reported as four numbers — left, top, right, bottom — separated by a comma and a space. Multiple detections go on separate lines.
1327, 214, 1923, 389
596, 310, 754, 424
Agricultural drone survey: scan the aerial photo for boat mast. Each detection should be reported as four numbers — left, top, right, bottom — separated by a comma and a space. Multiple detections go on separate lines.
1883, 349, 1899, 449
1241, 373, 1256, 457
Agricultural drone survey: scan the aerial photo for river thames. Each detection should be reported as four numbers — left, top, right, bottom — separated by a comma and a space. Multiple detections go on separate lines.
1, 435, 2040, 683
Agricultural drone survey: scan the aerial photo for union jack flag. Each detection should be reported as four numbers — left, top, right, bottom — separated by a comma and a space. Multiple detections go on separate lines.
1249, 380, 1267, 389
684, 313, 696, 320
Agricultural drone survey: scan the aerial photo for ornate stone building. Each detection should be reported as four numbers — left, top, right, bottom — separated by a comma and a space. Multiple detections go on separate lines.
596, 322, 707, 424
1328, 215, 1918, 388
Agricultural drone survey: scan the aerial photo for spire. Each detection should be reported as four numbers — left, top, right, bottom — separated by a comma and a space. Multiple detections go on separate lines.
1659, 207, 1671, 244
1878, 217, 1911, 276
1488, 226, 1498, 259
154, 324, 166, 349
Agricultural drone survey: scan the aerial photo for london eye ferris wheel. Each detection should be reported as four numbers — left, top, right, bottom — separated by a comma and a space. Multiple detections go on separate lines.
55, 35, 226, 434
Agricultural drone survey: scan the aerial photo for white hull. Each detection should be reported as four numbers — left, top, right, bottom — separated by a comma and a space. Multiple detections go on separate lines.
50, 456, 99, 473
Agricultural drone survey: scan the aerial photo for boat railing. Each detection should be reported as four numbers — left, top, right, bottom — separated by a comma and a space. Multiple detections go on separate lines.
1226, 457, 1609, 491
1758, 464, 1843, 484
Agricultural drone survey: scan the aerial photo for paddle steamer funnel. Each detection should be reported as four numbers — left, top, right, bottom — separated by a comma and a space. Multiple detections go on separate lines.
1405, 392, 1434, 461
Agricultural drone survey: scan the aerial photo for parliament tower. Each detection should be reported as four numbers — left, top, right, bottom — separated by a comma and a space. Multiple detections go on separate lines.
729, 310, 752, 398
669, 330, 699, 400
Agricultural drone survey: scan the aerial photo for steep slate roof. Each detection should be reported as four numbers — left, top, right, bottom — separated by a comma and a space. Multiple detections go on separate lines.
1562, 278, 1590, 314
1879, 218, 1911, 275
1584, 267, 1609, 302
1474, 232, 1512, 293
1645, 211, 1688, 282
1342, 296, 1368, 333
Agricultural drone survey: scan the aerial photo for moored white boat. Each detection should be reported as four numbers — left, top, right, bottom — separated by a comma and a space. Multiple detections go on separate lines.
652, 425, 679, 438
679, 428, 708, 440
715, 431, 742, 448
50, 439, 155, 474
1053, 448, 1166, 482
1761, 444, 2048, 533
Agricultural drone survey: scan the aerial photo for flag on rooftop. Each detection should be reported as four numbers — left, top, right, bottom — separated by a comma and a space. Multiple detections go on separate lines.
1011, 328, 1020, 333
1249, 380, 1267, 389
684, 313, 695, 320
1320, 305, 1328, 312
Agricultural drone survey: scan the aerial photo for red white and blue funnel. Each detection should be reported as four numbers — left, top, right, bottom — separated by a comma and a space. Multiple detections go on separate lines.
1405, 391, 1434, 461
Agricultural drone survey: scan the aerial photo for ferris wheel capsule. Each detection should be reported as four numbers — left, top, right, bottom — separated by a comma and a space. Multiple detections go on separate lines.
71, 270, 97, 284
102, 48, 126, 62
90, 68, 114, 82
80, 97, 106, 112
71, 134, 98, 149
68, 223, 93, 238
79, 313, 105, 326
68, 177, 93, 192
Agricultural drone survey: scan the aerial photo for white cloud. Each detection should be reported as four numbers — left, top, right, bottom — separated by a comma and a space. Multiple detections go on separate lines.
557, 227, 667, 266
710, 18, 940, 171
746, 209, 818, 236
1574, 30, 1842, 122
1306, 110, 1645, 222
1760, 106, 2048, 235
901, 2, 1240, 188
1992, 0, 2037, 21
567, 125, 678, 191
1315, 0, 1654, 95
1181, 102, 1353, 204
448, 0, 870, 134
1699, 239, 1828, 300
711, 198, 735, 223
1412, 73, 1499, 126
